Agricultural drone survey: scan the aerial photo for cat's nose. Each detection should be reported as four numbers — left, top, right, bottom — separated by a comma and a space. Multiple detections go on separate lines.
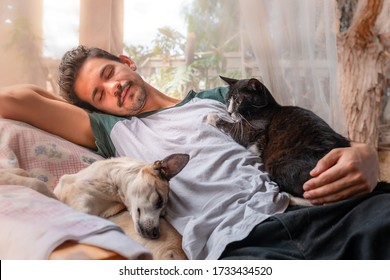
227, 100, 234, 113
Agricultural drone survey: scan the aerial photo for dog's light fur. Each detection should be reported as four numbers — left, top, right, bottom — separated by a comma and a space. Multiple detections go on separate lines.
109, 210, 187, 259
0, 168, 56, 199
0, 153, 190, 259
54, 153, 189, 239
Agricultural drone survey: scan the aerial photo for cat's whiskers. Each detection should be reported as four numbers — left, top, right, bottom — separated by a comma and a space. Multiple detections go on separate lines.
229, 121, 243, 142
238, 121, 244, 143
239, 114, 258, 130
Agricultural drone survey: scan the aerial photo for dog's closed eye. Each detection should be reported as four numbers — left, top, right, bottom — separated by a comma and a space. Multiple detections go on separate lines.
155, 192, 164, 209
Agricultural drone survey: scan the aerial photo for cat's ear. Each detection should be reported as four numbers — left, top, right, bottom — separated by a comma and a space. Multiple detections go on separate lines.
248, 78, 262, 92
220, 76, 238, 86
249, 78, 269, 107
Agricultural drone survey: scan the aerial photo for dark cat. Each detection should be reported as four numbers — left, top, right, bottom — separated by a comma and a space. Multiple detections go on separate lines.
207, 76, 350, 197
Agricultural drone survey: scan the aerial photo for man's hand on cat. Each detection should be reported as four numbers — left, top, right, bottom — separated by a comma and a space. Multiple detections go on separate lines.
302, 142, 379, 205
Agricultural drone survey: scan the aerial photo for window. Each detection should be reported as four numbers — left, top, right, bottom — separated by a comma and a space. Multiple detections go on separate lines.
43, 0, 79, 59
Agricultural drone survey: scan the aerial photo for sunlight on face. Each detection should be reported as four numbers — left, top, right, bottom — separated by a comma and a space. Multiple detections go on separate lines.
74, 57, 147, 116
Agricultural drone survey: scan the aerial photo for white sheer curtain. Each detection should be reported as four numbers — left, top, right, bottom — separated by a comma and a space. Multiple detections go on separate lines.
0, 0, 46, 87
0, 0, 123, 91
1, 0, 347, 136
240, 0, 346, 135
80, 0, 123, 55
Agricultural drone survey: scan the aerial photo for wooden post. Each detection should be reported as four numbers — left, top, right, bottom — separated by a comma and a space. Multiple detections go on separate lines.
337, 0, 390, 147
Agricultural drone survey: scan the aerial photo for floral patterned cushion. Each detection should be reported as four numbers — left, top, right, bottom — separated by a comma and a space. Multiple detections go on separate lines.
0, 118, 104, 190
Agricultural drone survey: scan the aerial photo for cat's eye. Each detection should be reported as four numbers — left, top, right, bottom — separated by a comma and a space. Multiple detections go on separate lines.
228, 95, 237, 102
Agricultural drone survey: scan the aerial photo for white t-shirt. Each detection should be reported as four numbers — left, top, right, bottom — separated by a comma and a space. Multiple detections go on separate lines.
89, 87, 290, 259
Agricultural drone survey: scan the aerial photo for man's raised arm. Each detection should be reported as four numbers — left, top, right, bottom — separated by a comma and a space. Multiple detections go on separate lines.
0, 84, 96, 150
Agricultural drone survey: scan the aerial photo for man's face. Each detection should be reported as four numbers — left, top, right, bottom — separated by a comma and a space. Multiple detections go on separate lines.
74, 56, 147, 116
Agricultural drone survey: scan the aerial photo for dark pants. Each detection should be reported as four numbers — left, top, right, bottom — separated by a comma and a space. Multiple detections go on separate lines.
220, 182, 390, 260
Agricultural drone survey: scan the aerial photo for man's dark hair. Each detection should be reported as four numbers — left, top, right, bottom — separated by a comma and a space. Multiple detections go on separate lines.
57, 45, 122, 111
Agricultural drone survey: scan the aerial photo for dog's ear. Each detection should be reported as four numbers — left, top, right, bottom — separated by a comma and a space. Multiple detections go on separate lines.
156, 153, 190, 180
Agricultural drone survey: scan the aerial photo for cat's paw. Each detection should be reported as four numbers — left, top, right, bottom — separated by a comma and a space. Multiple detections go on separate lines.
288, 195, 313, 207
207, 113, 220, 127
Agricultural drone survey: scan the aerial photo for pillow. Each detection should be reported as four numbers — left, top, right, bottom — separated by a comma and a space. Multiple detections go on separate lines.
0, 118, 104, 190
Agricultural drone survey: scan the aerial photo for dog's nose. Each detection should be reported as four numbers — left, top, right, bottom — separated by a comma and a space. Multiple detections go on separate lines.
151, 227, 160, 239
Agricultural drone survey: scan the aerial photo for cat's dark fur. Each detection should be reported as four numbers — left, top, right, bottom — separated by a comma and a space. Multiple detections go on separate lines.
207, 76, 350, 197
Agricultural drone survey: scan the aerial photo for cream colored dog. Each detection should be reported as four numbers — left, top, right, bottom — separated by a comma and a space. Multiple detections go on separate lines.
0, 154, 190, 259
54, 153, 189, 239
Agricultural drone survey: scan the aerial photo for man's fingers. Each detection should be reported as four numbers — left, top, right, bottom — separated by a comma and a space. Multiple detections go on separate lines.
310, 148, 344, 177
303, 173, 349, 200
304, 163, 345, 192
303, 171, 372, 204
307, 181, 370, 205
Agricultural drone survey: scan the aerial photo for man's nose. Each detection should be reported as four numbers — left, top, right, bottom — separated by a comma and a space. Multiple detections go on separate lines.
104, 81, 121, 97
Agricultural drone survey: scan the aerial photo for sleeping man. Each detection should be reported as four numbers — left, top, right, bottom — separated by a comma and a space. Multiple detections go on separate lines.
0, 45, 389, 259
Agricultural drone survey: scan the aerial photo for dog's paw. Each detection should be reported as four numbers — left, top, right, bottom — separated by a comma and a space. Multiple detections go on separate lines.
207, 113, 220, 127
0, 168, 57, 199
0, 168, 29, 185
0, 168, 29, 178
28, 178, 57, 199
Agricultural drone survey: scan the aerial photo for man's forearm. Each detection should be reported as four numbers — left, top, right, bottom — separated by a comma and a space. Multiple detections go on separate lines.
0, 84, 64, 104
0, 84, 60, 119
0, 84, 97, 149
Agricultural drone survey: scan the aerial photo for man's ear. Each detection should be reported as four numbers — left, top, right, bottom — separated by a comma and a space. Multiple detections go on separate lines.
118, 55, 137, 71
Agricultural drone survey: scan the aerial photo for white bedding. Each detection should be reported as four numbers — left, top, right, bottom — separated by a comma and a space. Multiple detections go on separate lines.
0, 118, 152, 259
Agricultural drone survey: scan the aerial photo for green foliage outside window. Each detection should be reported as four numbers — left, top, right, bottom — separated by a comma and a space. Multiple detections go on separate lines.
124, 0, 242, 98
